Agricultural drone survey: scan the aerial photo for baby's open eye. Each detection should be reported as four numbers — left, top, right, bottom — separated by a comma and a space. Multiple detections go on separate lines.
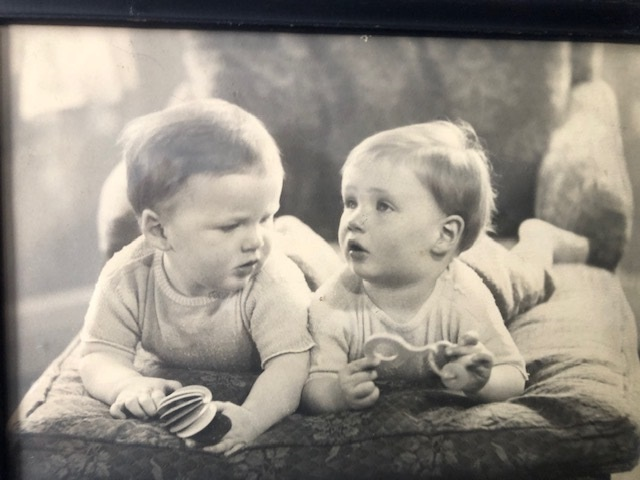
343, 198, 357, 209
376, 201, 393, 212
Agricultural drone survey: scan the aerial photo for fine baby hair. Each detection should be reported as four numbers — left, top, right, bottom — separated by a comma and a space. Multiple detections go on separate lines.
343, 120, 496, 252
119, 98, 283, 216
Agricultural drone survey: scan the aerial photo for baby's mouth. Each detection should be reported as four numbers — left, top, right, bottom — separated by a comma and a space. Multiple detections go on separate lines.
347, 239, 369, 258
236, 259, 259, 272
348, 240, 366, 252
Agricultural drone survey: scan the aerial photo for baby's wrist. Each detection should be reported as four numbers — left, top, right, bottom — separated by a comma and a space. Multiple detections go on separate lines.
112, 373, 144, 396
335, 379, 354, 410
240, 403, 276, 437
462, 379, 489, 395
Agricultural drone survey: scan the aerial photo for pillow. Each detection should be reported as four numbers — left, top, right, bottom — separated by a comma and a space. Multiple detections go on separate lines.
460, 235, 554, 324
535, 80, 633, 270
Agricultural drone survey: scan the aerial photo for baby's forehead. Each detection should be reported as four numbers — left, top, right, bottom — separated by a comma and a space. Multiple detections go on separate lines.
344, 154, 421, 178
342, 158, 428, 191
163, 165, 283, 210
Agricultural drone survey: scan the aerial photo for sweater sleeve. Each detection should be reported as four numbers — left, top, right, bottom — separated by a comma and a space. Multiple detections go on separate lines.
80, 276, 142, 360
450, 261, 528, 380
307, 270, 356, 381
242, 250, 315, 368
79, 242, 148, 360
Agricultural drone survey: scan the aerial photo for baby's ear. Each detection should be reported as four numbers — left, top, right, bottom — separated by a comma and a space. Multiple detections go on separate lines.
140, 208, 171, 251
431, 215, 464, 256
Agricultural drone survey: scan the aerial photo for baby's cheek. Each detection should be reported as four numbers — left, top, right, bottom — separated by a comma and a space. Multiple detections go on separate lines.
261, 238, 273, 261
337, 231, 350, 254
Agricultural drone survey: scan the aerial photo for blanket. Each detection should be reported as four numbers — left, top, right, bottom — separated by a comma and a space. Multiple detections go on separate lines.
10, 262, 640, 479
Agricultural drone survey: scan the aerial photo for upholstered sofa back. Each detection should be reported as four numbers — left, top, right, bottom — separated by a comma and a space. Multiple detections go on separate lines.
98, 34, 633, 269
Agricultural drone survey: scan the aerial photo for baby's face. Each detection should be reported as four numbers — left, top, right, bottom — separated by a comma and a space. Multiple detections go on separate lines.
339, 160, 446, 287
159, 167, 283, 296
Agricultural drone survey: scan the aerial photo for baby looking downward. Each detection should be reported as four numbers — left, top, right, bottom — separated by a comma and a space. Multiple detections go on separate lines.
80, 99, 314, 455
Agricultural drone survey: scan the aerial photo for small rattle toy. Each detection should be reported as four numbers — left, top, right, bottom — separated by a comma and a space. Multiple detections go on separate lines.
363, 333, 475, 390
157, 385, 230, 443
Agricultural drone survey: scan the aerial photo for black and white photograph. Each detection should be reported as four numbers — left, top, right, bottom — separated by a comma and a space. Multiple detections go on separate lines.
3, 8, 640, 479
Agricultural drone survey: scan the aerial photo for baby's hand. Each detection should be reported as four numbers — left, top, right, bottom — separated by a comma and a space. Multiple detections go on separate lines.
201, 402, 261, 456
338, 355, 381, 410
110, 376, 182, 420
442, 331, 493, 393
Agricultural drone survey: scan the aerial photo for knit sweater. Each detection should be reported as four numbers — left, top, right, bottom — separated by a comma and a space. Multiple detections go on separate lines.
308, 258, 527, 381
81, 236, 314, 372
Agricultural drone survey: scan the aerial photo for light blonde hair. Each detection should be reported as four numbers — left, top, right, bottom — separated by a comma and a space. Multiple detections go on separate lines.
343, 120, 496, 252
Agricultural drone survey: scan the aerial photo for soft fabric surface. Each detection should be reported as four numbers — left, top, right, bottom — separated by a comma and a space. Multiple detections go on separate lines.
460, 235, 554, 324
535, 81, 633, 270
10, 263, 640, 479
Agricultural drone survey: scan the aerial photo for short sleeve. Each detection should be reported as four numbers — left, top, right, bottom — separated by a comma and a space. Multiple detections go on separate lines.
242, 251, 314, 367
307, 272, 356, 381
450, 262, 528, 379
80, 268, 141, 360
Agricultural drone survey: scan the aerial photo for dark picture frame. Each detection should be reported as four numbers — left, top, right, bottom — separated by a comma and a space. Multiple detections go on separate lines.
2, 2, 640, 479
1, 0, 640, 41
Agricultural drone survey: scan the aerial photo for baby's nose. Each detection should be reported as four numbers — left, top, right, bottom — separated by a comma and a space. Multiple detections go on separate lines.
242, 225, 265, 250
347, 212, 367, 231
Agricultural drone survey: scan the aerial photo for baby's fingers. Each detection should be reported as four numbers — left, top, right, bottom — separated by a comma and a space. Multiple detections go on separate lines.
350, 386, 380, 409
351, 380, 378, 399
203, 438, 246, 456
445, 342, 488, 359
445, 345, 474, 360
459, 331, 479, 346
150, 388, 166, 404
162, 380, 183, 394
139, 391, 164, 417
224, 442, 247, 457
346, 370, 378, 386
109, 401, 127, 419
348, 355, 381, 373
203, 440, 230, 455
466, 352, 493, 372
110, 396, 146, 419
123, 396, 148, 418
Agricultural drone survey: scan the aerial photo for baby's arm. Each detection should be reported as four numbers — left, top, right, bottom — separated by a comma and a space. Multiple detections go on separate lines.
443, 263, 528, 402
302, 355, 381, 414
443, 332, 525, 402
80, 351, 182, 419
204, 351, 309, 456
472, 365, 526, 402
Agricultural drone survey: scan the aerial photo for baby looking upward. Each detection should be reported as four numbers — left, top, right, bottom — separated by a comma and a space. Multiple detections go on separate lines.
80, 99, 314, 454
302, 120, 529, 413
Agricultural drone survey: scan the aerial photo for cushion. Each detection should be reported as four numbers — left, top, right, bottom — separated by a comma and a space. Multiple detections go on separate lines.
10, 264, 640, 479
460, 234, 554, 324
535, 80, 633, 270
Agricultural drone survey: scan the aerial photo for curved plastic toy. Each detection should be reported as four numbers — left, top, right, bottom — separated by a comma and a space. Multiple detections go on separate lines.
364, 333, 474, 391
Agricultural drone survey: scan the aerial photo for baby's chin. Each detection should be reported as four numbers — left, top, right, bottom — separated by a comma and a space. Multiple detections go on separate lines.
348, 266, 414, 289
217, 262, 265, 293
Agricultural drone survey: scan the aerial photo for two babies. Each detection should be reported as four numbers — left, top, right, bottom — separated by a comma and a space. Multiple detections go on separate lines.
80, 99, 589, 454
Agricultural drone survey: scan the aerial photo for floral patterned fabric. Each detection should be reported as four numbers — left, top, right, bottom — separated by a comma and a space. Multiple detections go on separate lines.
9, 264, 640, 479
